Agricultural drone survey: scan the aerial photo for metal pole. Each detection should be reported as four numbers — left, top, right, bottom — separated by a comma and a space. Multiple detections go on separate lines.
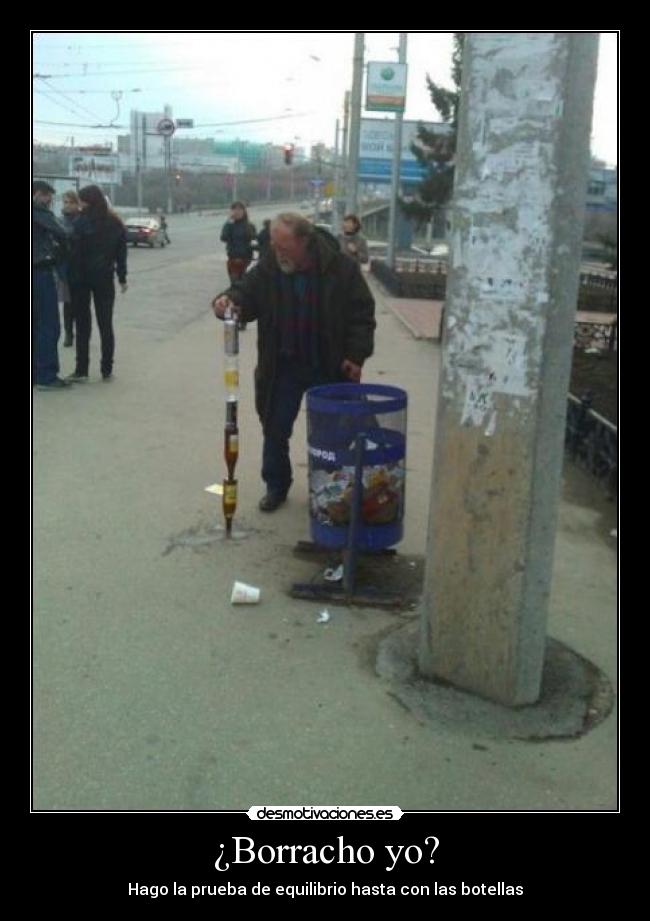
386, 32, 407, 270
332, 118, 342, 235
339, 91, 351, 228
346, 33, 364, 215
165, 135, 173, 215
342, 92, 350, 166
343, 433, 366, 599
233, 139, 239, 202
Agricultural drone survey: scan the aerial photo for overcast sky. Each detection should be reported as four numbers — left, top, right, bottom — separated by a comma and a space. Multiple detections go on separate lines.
33, 31, 618, 166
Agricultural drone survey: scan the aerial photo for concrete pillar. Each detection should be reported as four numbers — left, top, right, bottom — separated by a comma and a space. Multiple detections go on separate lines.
418, 33, 599, 706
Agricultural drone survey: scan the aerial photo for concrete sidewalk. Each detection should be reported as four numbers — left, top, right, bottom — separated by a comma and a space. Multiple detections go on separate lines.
32, 237, 618, 811
381, 295, 444, 341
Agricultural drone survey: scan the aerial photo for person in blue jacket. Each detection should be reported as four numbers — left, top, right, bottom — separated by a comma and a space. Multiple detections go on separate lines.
67, 185, 128, 382
32, 180, 72, 390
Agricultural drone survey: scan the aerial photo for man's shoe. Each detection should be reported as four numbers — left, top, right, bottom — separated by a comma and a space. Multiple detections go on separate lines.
63, 335, 73, 347
36, 377, 71, 391
258, 492, 287, 512
66, 372, 88, 382
102, 372, 113, 381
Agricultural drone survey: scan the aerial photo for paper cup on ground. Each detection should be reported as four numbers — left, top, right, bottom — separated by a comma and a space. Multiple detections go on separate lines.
231, 581, 261, 604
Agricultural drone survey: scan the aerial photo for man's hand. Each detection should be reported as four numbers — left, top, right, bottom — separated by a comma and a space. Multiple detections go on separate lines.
120, 282, 128, 293
212, 294, 237, 319
341, 359, 362, 382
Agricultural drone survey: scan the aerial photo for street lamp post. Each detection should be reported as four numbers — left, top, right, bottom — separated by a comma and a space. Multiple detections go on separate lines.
386, 32, 408, 269
346, 33, 364, 216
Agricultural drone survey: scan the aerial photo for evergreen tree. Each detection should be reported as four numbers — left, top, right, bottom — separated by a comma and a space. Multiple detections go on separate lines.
400, 33, 464, 228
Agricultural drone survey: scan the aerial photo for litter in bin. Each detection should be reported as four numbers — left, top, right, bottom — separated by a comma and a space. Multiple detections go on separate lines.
317, 609, 331, 624
310, 462, 405, 527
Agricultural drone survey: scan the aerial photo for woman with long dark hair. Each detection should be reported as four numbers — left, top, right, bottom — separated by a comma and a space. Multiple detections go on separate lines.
67, 185, 128, 382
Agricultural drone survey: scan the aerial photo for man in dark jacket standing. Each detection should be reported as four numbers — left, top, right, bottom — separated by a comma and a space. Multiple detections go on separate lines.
220, 201, 257, 331
212, 212, 376, 511
32, 180, 72, 390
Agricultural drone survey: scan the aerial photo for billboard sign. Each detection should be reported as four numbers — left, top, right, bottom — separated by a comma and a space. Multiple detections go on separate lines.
69, 153, 121, 186
359, 118, 453, 183
366, 62, 408, 113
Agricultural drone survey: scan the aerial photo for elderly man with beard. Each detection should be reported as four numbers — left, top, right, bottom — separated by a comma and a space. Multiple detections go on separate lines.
212, 212, 376, 512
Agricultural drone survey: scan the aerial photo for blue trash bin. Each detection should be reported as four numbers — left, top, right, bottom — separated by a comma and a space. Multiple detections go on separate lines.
306, 383, 408, 551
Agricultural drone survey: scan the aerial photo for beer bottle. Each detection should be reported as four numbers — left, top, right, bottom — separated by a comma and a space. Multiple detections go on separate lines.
224, 314, 239, 356
226, 398, 238, 427
222, 478, 238, 536
224, 422, 239, 480
224, 355, 239, 397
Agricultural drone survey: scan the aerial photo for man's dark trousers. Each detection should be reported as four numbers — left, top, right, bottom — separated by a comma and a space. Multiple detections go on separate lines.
262, 359, 329, 498
32, 267, 61, 385
73, 276, 115, 376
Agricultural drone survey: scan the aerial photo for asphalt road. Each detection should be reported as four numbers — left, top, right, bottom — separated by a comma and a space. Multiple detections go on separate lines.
120, 204, 290, 336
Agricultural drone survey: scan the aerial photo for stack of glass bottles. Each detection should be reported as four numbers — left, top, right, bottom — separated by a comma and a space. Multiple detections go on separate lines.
222, 308, 239, 535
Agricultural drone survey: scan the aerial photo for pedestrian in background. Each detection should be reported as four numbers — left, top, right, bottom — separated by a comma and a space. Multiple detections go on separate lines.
212, 213, 375, 512
255, 219, 272, 261
338, 213, 369, 265
58, 189, 81, 347
32, 180, 72, 390
67, 185, 128, 382
220, 201, 256, 330
160, 212, 171, 245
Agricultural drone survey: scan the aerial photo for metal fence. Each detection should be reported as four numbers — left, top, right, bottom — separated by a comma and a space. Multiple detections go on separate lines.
372, 259, 617, 314
565, 393, 618, 496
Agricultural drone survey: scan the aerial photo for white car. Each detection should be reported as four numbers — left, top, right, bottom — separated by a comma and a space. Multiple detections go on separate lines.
125, 217, 166, 248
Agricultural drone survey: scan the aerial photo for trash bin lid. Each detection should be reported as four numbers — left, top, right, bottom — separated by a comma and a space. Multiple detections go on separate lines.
307, 382, 407, 416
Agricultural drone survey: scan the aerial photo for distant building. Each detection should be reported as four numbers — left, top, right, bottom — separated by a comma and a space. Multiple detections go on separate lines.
173, 153, 241, 174
128, 107, 173, 171
586, 167, 617, 213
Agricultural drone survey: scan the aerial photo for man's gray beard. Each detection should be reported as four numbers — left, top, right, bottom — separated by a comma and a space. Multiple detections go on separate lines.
277, 259, 296, 274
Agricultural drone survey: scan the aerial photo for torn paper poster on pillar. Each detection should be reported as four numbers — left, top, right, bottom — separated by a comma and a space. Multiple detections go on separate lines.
459, 334, 535, 430
487, 333, 534, 397
461, 376, 496, 427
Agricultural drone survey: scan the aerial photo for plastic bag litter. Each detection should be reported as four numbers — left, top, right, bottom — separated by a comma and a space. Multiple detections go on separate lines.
324, 564, 344, 582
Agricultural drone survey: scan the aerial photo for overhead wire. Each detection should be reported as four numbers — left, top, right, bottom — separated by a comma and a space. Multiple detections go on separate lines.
33, 64, 213, 78
35, 76, 106, 123
34, 111, 314, 130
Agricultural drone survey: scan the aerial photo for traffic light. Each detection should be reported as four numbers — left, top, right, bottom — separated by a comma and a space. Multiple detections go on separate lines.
283, 144, 294, 166
175, 173, 181, 185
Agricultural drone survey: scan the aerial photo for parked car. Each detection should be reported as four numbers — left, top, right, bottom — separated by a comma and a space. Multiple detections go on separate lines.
125, 217, 166, 248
